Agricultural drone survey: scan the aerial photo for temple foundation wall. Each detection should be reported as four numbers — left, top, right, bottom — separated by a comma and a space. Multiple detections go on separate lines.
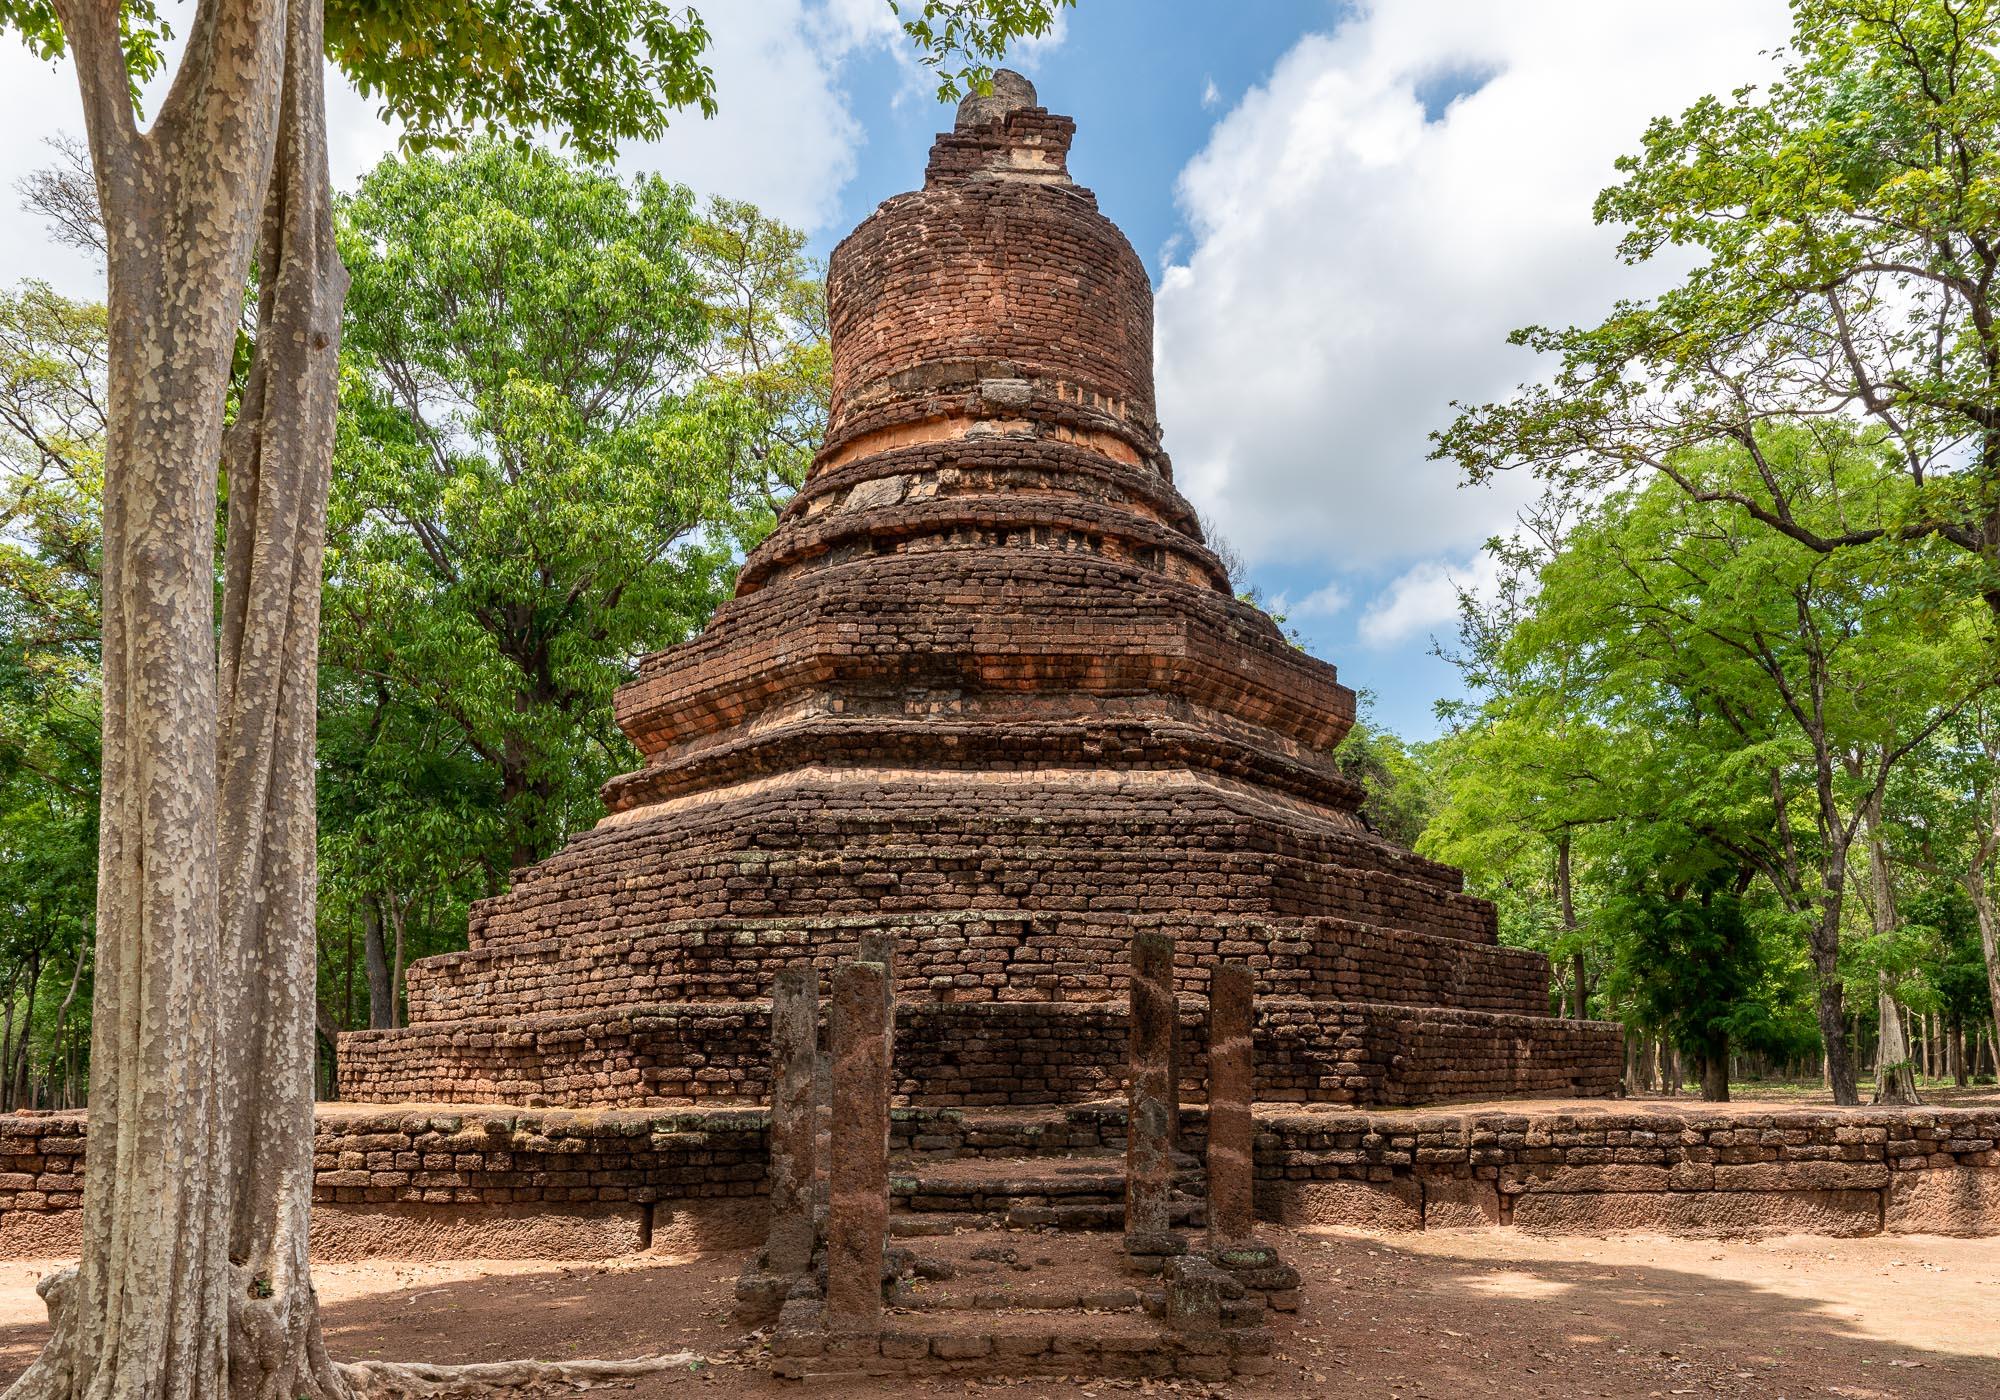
0, 1101, 1996, 1260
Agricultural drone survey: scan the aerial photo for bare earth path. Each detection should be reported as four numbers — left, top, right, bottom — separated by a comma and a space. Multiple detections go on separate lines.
1, 1227, 1993, 1397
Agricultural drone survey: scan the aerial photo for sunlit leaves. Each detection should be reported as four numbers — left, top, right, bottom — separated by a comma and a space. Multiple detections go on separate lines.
1436, 0, 2000, 620
324, 142, 822, 894
324, 1, 716, 162
888, 0, 1076, 100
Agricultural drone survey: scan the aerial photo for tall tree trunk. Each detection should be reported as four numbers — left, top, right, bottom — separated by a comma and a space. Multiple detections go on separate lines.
1, 971, 19, 1116
1969, 866, 2000, 1064
314, 1003, 342, 1103
1875, 979, 1920, 1105
1698, 1045, 1730, 1102
211, 3, 352, 1391
1807, 896, 1858, 1105
1862, 793, 1919, 1106
6, 3, 290, 1391
1556, 832, 1587, 1020
13, 948, 43, 1111
45, 952, 87, 1113
360, 897, 393, 1030
3, 0, 292, 1393
388, 901, 407, 1031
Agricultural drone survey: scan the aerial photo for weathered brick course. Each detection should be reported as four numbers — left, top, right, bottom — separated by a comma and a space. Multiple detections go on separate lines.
3, 1102, 1995, 1256
339, 997, 1621, 1109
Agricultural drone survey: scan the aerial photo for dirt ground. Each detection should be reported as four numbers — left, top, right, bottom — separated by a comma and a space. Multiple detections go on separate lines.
0, 1227, 1993, 1398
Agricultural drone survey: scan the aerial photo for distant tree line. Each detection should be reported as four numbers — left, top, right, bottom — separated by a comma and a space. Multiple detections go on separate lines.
1423, 0, 2000, 1104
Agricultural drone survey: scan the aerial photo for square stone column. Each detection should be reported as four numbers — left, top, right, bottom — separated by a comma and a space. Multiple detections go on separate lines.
825, 959, 891, 1332
735, 964, 823, 1325
858, 931, 897, 1067
765, 965, 820, 1274
1205, 961, 1255, 1247
1125, 930, 1181, 1261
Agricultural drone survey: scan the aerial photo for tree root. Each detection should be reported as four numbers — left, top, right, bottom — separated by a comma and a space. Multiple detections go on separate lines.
0, 1268, 77, 1400
3, 1264, 704, 1399
338, 1354, 704, 1398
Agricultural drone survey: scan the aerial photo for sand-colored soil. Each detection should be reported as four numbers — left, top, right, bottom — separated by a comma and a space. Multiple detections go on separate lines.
0, 1226, 1992, 1397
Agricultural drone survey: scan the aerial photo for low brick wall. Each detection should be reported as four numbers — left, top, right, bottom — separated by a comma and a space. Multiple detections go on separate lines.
0, 1106, 773, 1260
338, 998, 1624, 1109
1256, 1104, 2000, 1237
3, 1100, 1994, 1260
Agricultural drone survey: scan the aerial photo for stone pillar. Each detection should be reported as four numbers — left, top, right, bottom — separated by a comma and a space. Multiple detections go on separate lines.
735, 964, 823, 1324
765, 965, 820, 1275
858, 931, 897, 1052
812, 1031, 831, 1221
825, 960, 890, 1332
1125, 931, 1180, 1257
1206, 961, 1255, 1246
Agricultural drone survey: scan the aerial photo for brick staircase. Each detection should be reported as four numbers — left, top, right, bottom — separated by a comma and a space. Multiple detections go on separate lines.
756, 1101, 1290, 1380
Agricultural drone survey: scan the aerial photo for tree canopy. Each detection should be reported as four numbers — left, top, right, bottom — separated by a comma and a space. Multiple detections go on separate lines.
1438, 0, 2000, 626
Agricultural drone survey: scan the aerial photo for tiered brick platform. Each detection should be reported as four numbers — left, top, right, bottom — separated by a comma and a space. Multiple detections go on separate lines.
336, 73, 1619, 1110
3, 1099, 1997, 1260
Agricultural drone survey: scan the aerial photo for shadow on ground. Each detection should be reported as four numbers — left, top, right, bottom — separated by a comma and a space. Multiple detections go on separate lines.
0, 1229, 1991, 1397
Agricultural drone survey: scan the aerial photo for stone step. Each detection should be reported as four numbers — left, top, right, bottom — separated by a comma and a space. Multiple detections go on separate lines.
893, 1276, 1148, 1314
775, 1228, 1276, 1381
887, 1149, 1206, 1233
768, 1219, 1283, 1381
888, 1198, 1206, 1236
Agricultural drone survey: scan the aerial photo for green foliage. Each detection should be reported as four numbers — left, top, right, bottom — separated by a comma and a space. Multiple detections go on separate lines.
1905, 882, 1989, 1023
1334, 697, 1435, 851
681, 197, 831, 527
0, 1, 171, 102
324, 1, 717, 161
312, 143, 828, 1034
1429, 418, 1993, 1069
324, 141, 798, 892
6, 0, 1084, 161
1605, 887, 1817, 1069
1437, 0, 2000, 621
0, 281, 103, 1106
890, 0, 1077, 99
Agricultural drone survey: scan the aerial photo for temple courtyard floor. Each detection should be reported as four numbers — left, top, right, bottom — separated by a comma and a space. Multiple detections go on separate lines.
0, 1226, 1992, 1397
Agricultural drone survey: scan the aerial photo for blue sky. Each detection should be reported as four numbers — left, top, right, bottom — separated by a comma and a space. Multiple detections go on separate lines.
0, 0, 1799, 738
810, 0, 1793, 737
823, 1, 1334, 278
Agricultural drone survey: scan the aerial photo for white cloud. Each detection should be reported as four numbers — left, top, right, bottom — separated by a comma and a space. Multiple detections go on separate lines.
1155, 0, 1793, 573
615, 2, 888, 233
1358, 550, 1501, 647
1291, 582, 1352, 619
1201, 76, 1222, 110
607, 0, 1071, 230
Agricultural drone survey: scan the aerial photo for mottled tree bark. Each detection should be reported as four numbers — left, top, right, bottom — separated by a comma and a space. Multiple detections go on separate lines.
211, 4, 352, 1390
4, 1, 288, 1392
9, 4, 703, 1397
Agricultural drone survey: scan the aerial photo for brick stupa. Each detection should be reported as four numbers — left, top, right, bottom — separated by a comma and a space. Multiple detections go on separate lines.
340, 76, 1623, 1109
